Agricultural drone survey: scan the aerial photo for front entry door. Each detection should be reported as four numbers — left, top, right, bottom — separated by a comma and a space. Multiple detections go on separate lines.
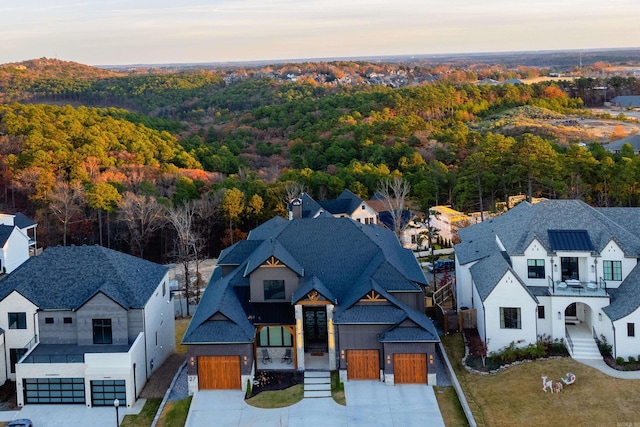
304, 307, 328, 353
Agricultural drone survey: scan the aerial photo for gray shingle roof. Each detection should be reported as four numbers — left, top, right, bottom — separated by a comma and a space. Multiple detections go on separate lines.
334, 305, 406, 324
603, 264, 640, 321
217, 240, 262, 265
182, 265, 255, 344
610, 96, 640, 108
317, 189, 363, 216
603, 134, 640, 152
13, 213, 36, 229
188, 217, 437, 344
292, 275, 335, 304
0, 225, 14, 247
379, 326, 439, 342
457, 200, 640, 262
243, 239, 304, 277
0, 245, 168, 309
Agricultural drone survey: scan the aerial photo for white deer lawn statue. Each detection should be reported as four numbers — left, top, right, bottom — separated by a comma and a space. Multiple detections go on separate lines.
542, 375, 554, 393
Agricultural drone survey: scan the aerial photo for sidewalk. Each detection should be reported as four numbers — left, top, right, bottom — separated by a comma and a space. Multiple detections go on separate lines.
575, 358, 640, 379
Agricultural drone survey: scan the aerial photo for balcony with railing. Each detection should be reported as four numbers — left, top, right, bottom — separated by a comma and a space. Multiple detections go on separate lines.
547, 276, 609, 297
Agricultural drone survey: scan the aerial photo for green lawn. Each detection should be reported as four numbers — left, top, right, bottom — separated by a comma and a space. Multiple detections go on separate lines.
157, 396, 192, 427
245, 384, 304, 408
442, 333, 640, 427
120, 398, 162, 427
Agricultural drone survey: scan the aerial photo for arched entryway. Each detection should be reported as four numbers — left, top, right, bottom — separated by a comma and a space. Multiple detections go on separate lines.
563, 301, 601, 359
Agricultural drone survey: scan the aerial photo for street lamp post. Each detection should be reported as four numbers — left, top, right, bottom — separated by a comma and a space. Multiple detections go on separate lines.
114, 398, 120, 426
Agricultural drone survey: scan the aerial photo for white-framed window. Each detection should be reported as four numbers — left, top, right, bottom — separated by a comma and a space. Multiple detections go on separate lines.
603, 260, 622, 281
500, 307, 521, 329
537, 306, 545, 319
628, 323, 635, 337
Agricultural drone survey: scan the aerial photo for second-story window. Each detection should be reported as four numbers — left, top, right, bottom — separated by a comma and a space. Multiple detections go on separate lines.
527, 259, 545, 279
8, 312, 27, 329
92, 319, 112, 344
603, 260, 622, 281
264, 280, 285, 301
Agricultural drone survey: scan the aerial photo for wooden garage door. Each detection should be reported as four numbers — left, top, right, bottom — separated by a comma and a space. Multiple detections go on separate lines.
198, 356, 241, 389
347, 350, 379, 380
394, 353, 427, 384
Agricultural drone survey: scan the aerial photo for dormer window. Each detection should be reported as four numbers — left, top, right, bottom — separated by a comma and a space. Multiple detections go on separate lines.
264, 280, 285, 301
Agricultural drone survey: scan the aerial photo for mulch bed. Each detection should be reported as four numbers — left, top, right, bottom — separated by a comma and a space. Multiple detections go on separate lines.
247, 370, 303, 398
463, 328, 569, 373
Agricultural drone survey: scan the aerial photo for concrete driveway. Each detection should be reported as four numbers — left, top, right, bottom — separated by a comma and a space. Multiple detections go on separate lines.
2, 399, 145, 427
186, 382, 444, 427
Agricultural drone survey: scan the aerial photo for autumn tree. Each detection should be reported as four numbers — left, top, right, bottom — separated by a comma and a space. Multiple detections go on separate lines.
221, 188, 245, 245
86, 182, 121, 247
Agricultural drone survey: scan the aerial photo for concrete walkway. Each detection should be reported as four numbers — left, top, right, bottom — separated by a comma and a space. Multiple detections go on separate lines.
575, 358, 640, 379
185, 382, 445, 427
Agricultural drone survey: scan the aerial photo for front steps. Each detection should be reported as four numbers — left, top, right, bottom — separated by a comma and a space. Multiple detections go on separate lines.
569, 335, 602, 360
303, 371, 331, 398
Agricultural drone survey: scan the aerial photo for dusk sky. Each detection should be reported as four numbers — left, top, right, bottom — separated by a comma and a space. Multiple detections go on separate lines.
1, 0, 639, 65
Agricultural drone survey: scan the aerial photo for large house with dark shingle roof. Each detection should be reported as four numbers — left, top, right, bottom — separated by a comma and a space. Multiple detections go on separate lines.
183, 216, 439, 393
455, 199, 640, 359
0, 245, 174, 408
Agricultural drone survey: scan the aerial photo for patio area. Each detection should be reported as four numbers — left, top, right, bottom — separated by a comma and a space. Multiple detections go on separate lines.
255, 350, 330, 371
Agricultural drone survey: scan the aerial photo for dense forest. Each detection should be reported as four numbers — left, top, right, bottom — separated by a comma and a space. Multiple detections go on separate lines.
1, 57, 640, 268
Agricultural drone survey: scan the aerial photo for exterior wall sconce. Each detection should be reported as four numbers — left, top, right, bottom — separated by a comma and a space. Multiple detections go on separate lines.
429, 354, 434, 365
243, 356, 248, 365
591, 265, 595, 273
599, 313, 602, 321
189, 356, 195, 367
553, 264, 558, 272
340, 350, 345, 359
386, 355, 391, 365
557, 311, 562, 320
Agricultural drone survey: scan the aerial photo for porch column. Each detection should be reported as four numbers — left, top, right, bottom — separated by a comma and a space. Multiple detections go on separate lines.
295, 304, 305, 370
327, 304, 336, 370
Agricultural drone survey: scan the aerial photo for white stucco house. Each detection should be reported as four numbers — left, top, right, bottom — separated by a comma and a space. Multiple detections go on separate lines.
0, 213, 37, 273
455, 200, 640, 360
0, 245, 175, 407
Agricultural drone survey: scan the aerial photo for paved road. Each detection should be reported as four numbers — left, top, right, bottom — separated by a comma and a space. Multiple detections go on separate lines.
185, 381, 444, 427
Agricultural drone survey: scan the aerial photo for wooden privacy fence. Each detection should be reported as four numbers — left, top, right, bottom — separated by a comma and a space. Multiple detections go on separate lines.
459, 308, 477, 330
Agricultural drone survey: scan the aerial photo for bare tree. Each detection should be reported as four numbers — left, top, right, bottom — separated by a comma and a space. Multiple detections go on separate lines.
376, 177, 411, 236
49, 179, 85, 246
118, 192, 166, 258
284, 181, 306, 203
167, 201, 200, 316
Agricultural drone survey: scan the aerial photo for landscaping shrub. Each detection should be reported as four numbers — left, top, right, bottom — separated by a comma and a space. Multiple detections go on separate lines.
629, 356, 636, 364
616, 357, 625, 366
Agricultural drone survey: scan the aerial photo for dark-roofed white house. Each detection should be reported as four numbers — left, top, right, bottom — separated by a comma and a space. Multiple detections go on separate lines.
183, 217, 439, 393
0, 213, 37, 273
0, 245, 175, 407
455, 199, 640, 360
289, 190, 377, 225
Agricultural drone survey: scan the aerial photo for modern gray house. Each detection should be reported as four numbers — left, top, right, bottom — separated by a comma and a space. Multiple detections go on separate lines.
0, 245, 175, 407
183, 216, 439, 393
